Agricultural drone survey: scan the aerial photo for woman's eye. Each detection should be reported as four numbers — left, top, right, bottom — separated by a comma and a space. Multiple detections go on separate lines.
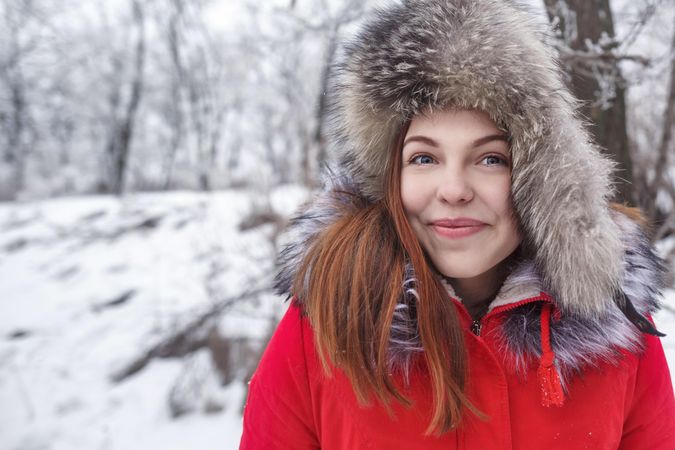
481, 154, 509, 167
411, 154, 435, 165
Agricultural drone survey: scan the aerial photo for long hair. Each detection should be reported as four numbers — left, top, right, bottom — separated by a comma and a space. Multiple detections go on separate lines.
292, 123, 483, 435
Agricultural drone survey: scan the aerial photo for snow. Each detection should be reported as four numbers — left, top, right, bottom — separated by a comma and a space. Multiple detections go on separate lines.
0, 188, 310, 450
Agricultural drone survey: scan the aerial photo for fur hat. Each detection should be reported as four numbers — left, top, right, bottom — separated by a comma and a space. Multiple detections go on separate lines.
327, 0, 623, 317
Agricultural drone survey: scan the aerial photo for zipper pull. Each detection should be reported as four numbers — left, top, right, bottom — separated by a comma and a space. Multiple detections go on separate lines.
471, 319, 482, 336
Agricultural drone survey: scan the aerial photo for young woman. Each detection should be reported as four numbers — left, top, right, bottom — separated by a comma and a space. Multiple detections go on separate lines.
239, 0, 675, 448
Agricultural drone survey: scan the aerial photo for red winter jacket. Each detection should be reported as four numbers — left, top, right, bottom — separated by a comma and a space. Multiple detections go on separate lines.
240, 296, 675, 450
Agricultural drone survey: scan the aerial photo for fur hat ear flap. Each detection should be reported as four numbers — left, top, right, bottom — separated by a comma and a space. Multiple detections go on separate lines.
508, 106, 624, 317
326, 0, 626, 316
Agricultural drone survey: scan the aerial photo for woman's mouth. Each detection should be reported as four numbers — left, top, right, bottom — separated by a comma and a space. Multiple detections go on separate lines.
430, 218, 487, 239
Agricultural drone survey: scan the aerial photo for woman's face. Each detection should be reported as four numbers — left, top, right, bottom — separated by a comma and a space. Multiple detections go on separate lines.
400, 109, 521, 280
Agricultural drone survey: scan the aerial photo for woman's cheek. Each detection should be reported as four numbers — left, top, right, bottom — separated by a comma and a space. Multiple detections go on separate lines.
400, 175, 422, 214
483, 179, 513, 215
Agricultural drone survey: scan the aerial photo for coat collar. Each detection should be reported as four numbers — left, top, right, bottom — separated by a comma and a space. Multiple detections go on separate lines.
441, 258, 544, 314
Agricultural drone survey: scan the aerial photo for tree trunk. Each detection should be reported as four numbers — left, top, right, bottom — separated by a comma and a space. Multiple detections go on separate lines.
7, 77, 26, 198
650, 22, 675, 241
3, 6, 29, 200
162, 0, 185, 190
112, 0, 145, 195
544, 0, 634, 204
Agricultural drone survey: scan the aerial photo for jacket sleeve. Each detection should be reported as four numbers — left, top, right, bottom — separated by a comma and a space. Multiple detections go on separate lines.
239, 302, 320, 450
620, 333, 675, 449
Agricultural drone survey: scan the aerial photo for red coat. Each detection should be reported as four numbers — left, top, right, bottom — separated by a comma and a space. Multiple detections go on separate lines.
240, 298, 675, 449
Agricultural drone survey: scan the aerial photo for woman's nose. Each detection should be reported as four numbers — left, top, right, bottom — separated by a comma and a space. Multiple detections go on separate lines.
436, 172, 474, 204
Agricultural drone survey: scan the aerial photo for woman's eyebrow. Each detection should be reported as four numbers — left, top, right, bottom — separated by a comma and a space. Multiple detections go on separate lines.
473, 134, 508, 147
403, 134, 507, 149
403, 135, 438, 148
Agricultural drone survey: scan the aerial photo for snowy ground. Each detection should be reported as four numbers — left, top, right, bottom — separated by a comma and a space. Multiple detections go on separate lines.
0, 188, 309, 450
0, 189, 674, 450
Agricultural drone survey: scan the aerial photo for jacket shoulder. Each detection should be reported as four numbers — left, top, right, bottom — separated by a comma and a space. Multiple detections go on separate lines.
252, 301, 315, 385
240, 301, 321, 449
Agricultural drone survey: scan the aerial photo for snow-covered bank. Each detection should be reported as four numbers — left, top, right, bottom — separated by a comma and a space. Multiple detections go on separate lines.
0, 188, 307, 450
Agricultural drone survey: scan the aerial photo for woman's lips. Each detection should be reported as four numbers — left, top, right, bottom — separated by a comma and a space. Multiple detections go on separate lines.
430, 218, 487, 239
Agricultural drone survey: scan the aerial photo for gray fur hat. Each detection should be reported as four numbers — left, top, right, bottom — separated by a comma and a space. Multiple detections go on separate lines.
327, 0, 623, 317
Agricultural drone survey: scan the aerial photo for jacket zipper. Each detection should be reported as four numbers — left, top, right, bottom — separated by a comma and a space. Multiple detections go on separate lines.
471, 319, 482, 336
453, 292, 555, 337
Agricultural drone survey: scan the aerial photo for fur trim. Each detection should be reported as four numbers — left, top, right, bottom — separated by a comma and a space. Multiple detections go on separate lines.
274, 169, 367, 299
496, 209, 667, 388
274, 176, 667, 386
328, 0, 622, 316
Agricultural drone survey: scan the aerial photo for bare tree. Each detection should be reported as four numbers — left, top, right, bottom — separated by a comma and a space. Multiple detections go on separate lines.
544, 0, 675, 246
544, 0, 636, 204
651, 23, 675, 241
102, 0, 146, 195
271, 0, 368, 187
174, 0, 228, 191
159, 0, 187, 190
634, 17, 675, 242
0, 1, 42, 199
